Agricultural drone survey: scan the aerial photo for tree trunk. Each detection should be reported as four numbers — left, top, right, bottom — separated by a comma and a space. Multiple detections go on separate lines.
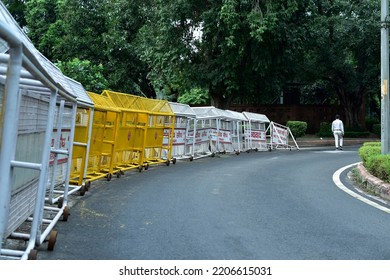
337, 87, 365, 129
209, 84, 233, 109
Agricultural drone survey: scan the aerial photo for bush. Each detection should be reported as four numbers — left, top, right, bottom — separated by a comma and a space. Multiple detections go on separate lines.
366, 154, 390, 183
286, 121, 307, 138
317, 122, 333, 137
358, 144, 381, 165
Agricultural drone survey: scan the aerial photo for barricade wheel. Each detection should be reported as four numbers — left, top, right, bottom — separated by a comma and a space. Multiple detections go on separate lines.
86, 181, 91, 190
211, 153, 215, 157
138, 166, 143, 172
144, 164, 149, 170
28, 249, 38, 260
166, 160, 170, 166
107, 174, 112, 181
172, 158, 177, 164
255, 148, 258, 152
116, 172, 121, 178
246, 150, 250, 153
190, 156, 194, 161
236, 151, 240, 155
57, 197, 64, 209
62, 206, 70, 221
120, 170, 125, 175
80, 185, 86, 196
47, 230, 58, 251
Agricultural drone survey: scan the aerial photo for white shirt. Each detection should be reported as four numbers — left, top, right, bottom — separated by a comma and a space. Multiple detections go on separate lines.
332, 119, 344, 134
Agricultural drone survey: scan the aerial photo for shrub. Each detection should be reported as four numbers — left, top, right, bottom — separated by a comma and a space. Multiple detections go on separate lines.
286, 121, 307, 138
317, 122, 333, 137
362, 142, 381, 147
358, 144, 381, 165
366, 154, 390, 183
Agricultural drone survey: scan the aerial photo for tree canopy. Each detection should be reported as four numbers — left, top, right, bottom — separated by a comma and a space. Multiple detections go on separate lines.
4, 0, 381, 128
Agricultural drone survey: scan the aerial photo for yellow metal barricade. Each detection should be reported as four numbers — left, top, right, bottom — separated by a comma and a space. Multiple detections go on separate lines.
140, 97, 175, 167
69, 107, 92, 191
101, 90, 147, 173
86, 92, 120, 182
68, 78, 95, 194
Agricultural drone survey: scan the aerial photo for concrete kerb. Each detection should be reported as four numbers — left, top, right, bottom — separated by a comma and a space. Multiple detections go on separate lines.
355, 163, 390, 202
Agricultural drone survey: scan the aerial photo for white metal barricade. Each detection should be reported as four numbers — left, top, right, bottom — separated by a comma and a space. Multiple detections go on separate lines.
0, 3, 78, 260
191, 106, 222, 158
225, 110, 248, 154
242, 111, 270, 152
67, 78, 94, 195
266, 121, 299, 150
167, 102, 197, 161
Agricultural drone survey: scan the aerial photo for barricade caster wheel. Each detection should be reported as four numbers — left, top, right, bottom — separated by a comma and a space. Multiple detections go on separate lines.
138, 166, 143, 172
246, 150, 250, 153
255, 148, 258, 152
47, 230, 58, 251
116, 172, 121, 178
189, 156, 194, 161
211, 153, 215, 157
57, 197, 64, 209
144, 164, 149, 170
28, 249, 38, 260
235, 151, 240, 155
80, 185, 87, 196
166, 160, 170, 166
120, 170, 125, 175
172, 158, 177, 164
62, 206, 70, 221
106, 173, 112, 181
86, 181, 91, 191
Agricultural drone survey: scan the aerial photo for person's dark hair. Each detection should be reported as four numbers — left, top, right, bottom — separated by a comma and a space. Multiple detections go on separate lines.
335, 114, 340, 119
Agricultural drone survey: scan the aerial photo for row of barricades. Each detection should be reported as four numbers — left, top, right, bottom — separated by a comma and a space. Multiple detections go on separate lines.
0, 3, 298, 260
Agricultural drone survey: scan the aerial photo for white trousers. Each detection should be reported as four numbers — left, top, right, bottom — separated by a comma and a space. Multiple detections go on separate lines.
333, 131, 343, 148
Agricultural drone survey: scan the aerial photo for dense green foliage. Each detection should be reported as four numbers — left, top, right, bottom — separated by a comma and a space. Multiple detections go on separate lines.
317, 122, 333, 137
286, 121, 307, 138
358, 142, 381, 166
3, 0, 381, 126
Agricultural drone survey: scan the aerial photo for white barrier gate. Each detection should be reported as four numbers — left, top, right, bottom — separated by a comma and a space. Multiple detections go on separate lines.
190, 106, 221, 158
167, 102, 196, 161
266, 121, 299, 150
242, 111, 270, 151
0, 3, 79, 260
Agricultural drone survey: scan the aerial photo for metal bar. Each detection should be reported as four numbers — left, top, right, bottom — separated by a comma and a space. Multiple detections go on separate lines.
21, 90, 58, 260
10, 160, 42, 170
381, 0, 390, 154
0, 25, 22, 255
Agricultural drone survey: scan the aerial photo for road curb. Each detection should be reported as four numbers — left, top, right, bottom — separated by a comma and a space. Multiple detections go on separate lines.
356, 163, 390, 202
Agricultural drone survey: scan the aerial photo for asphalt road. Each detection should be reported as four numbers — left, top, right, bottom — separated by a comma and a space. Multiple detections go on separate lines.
37, 146, 390, 260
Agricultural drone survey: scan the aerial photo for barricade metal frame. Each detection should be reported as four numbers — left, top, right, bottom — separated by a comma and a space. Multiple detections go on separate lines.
168, 102, 196, 162
101, 90, 148, 174
266, 121, 299, 150
140, 97, 175, 167
191, 106, 222, 157
0, 3, 78, 260
68, 78, 94, 195
242, 111, 270, 152
225, 110, 249, 154
86, 92, 120, 182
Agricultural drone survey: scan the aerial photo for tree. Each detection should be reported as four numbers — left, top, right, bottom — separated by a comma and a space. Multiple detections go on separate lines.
56, 58, 109, 93
299, 0, 380, 128
137, 0, 305, 108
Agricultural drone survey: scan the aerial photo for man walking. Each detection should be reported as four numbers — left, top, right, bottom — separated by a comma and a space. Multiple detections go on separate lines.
332, 114, 344, 150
